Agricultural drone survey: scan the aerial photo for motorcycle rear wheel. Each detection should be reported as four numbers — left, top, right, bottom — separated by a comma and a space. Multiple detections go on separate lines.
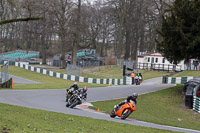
121, 110, 132, 120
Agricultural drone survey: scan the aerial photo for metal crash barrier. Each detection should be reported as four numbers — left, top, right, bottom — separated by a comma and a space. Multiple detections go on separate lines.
0, 61, 13, 88
181, 79, 200, 113
193, 96, 200, 113
193, 85, 200, 113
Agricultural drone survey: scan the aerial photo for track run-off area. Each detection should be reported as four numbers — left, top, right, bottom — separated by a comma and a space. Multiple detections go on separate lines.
0, 77, 200, 133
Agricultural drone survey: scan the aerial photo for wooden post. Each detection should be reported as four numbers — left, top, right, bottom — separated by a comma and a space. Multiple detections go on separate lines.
163, 64, 164, 71
139, 62, 140, 70
168, 64, 169, 72
11, 78, 13, 88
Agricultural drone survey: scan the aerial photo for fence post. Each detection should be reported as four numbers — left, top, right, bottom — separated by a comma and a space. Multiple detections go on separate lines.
168, 64, 169, 72
123, 76, 126, 85
163, 64, 164, 71
162, 76, 166, 83
139, 62, 140, 70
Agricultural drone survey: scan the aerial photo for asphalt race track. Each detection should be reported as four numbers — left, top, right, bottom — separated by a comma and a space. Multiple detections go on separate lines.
0, 72, 40, 84
0, 77, 200, 133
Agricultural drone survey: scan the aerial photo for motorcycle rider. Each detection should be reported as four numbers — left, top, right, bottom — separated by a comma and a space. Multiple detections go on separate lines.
77, 86, 88, 100
66, 82, 79, 102
135, 73, 140, 85
66, 86, 88, 107
114, 93, 138, 111
69, 82, 79, 90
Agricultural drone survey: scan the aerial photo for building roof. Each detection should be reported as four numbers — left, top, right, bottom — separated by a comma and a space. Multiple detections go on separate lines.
137, 53, 163, 58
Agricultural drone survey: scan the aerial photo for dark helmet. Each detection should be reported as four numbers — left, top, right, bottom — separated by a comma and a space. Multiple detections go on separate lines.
132, 93, 138, 99
83, 86, 88, 92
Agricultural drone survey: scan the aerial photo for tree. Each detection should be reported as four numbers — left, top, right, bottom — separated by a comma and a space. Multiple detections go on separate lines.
47, 0, 74, 68
72, 0, 81, 66
157, 0, 200, 64
0, 0, 42, 25
0, 0, 43, 52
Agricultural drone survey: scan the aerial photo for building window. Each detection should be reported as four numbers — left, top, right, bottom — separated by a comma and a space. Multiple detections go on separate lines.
151, 57, 154, 63
148, 57, 150, 62
155, 58, 158, 63
162, 58, 165, 63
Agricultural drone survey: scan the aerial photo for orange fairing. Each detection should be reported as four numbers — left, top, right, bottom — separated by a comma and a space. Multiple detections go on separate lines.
115, 102, 136, 117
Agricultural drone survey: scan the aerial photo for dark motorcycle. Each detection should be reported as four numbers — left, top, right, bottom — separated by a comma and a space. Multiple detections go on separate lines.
66, 88, 75, 102
66, 93, 84, 108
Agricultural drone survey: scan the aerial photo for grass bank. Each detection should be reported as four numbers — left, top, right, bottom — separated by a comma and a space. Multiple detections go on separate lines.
0, 103, 174, 133
8, 66, 105, 90
171, 70, 200, 77
47, 66, 169, 80
89, 85, 200, 130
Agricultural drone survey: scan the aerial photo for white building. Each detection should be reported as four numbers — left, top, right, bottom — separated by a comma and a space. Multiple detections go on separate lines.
137, 53, 185, 71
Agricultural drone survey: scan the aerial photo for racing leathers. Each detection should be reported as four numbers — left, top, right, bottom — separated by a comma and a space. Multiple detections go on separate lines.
66, 84, 79, 102
114, 95, 137, 111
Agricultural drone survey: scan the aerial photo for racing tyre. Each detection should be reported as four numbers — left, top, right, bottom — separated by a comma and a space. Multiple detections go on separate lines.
136, 81, 140, 85
110, 109, 116, 118
69, 100, 79, 108
66, 102, 70, 107
121, 109, 131, 120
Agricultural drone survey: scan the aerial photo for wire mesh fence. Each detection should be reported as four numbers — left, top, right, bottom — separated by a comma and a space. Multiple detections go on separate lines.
66, 64, 80, 76
0, 61, 9, 84
116, 59, 137, 70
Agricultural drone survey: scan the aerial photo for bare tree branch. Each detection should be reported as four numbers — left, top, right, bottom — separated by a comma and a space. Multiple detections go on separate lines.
0, 17, 43, 25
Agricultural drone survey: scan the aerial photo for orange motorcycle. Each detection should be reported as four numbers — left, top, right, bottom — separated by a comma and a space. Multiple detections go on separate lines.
110, 102, 136, 120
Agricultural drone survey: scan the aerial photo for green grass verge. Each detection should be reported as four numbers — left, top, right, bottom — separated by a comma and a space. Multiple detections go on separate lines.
8, 66, 105, 90
171, 70, 200, 77
89, 85, 200, 130
47, 66, 123, 79
0, 103, 174, 133
48, 66, 169, 80
139, 70, 169, 80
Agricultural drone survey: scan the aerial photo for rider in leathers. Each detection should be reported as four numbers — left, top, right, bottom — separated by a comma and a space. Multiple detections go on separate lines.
66, 82, 79, 102
114, 93, 138, 111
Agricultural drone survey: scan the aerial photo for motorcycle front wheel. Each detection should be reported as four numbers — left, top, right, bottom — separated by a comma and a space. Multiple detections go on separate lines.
110, 109, 116, 118
121, 109, 132, 120
69, 100, 79, 108
66, 102, 70, 107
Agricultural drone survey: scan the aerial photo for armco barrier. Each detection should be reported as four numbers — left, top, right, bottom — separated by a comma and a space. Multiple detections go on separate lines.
15, 62, 132, 85
162, 76, 195, 84
193, 96, 200, 113
163, 76, 200, 114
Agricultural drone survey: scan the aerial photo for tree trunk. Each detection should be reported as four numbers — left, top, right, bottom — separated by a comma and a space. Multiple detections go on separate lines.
100, 35, 106, 57
72, 0, 81, 66
131, 24, 139, 60
60, 33, 66, 69
41, 34, 46, 65
117, 0, 125, 59
139, 23, 145, 52
124, 29, 131, 60
72, 36, 78, 65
